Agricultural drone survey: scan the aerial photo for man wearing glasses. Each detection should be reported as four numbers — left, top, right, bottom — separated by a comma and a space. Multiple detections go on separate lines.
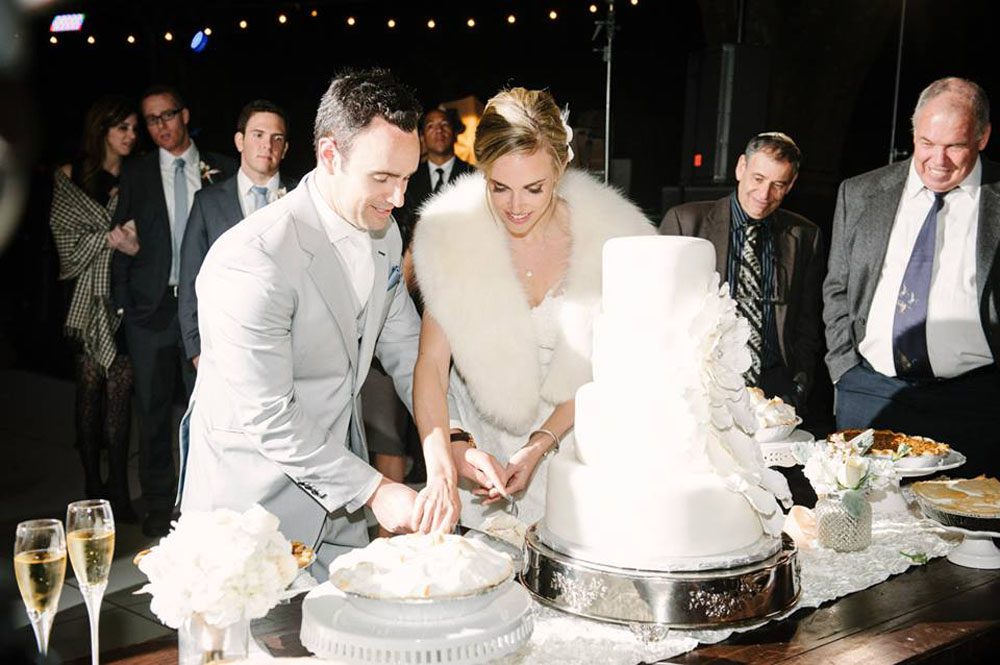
111, 84, 235, 537
660, 132, 824, 413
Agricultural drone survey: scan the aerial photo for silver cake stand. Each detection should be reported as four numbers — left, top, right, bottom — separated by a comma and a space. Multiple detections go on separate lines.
521, 524, 800, 629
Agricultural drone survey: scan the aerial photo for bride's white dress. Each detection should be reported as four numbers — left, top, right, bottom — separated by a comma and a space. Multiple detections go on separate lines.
448, 290, 574, 529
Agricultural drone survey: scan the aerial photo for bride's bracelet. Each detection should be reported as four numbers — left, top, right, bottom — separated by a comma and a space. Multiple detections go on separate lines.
527, 428, 560, 456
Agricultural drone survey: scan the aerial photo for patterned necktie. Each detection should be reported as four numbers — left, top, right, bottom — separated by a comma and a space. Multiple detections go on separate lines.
250, 185, 269, 213
737, 222, 764, 385
892, 190, 947, 378
433, 167, 445, 193
171, 158, 188, 285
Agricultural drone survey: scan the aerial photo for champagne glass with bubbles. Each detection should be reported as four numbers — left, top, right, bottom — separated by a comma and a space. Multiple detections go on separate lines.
67, 499, 115, 665
14, 518, 67, 657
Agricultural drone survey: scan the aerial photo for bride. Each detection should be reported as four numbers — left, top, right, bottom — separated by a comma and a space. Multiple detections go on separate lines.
410, 88, 653, 532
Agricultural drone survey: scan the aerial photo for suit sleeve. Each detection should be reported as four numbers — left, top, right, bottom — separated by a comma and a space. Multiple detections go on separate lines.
790, 225, 826, 397
110, 166, 134, 312
178, 193, 209, 359
822, 181, 860, 383
659, 207, 683, 235
199, 248, 381, 513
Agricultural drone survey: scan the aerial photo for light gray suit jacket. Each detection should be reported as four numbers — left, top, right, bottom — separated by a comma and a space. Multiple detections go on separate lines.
179, 171, 419, 554
822, 158, 1000, 383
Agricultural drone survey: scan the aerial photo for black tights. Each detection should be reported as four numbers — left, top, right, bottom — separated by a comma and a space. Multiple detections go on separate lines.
74, 352, 134, 501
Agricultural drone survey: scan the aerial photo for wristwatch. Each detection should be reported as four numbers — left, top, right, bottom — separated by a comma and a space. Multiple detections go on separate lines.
450, 430, 476, 447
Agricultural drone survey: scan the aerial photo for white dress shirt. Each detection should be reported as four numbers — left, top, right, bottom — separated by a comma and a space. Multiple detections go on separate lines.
307, 171, 374, 310
427, 156, 456, 189
860, 158, 993, 378
159, 142, 202, 285
237, 169, 282, 218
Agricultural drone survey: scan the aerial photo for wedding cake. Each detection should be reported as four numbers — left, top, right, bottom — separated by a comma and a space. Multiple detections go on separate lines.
541, 236, 791, 570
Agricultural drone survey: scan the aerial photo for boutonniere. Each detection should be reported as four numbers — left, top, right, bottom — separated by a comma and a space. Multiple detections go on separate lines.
199, 160, 221, 184
276, 186, 288, 199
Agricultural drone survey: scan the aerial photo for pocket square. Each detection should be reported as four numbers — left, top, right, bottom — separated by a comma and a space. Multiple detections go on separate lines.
387, 264, 402, 290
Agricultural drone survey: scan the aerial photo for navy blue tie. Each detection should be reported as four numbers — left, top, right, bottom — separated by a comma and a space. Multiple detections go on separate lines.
892, 190, 947, 378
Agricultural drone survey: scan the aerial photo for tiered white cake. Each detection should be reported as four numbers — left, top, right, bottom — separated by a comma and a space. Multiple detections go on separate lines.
541, 236, 791, 571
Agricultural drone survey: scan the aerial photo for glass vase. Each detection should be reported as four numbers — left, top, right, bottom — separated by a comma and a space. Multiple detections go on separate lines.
815, 493, 872, 552
178, 613, 249, 665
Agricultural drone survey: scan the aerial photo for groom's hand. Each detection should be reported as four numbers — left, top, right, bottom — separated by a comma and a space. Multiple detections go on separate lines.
366, 477, 419, 535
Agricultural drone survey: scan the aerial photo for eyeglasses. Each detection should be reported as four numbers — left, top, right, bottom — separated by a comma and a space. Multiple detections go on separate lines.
145, 108, 182, 126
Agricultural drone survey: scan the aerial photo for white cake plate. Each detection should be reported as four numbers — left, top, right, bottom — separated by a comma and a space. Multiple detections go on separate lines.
938, 525, 1000, 569
895, 449, 967, 479
300, 581, 534, 665
759, 428, 813, 468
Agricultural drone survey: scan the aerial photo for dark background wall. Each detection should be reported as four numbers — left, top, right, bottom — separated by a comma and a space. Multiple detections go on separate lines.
3, 0, 1000, 390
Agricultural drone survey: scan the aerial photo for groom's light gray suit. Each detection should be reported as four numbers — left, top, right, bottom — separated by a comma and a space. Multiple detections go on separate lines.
179, 171, 419, 557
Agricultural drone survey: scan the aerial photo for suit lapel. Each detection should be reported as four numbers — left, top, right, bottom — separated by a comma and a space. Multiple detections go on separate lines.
709, 198, 731, 278
857, 164, 908, 317
292, 182, 359, 371
357, 243, 389, 383
144, 153, 171, 234
977, 161, 1000, 307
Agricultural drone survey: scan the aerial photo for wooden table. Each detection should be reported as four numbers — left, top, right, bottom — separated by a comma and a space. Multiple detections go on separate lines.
82, 557, 1000, 665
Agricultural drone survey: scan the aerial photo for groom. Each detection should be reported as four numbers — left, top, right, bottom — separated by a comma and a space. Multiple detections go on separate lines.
179, 69, 423, 562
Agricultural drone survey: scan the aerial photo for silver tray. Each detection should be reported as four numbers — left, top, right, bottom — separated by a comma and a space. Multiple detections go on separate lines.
914, 494, 1000, 533
520, 524, 800, 629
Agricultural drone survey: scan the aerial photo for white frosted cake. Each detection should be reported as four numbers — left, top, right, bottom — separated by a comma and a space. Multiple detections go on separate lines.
541, 236, 791, 570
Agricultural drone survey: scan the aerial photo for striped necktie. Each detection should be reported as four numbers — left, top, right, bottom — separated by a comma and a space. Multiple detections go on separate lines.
737, 222, 764, 385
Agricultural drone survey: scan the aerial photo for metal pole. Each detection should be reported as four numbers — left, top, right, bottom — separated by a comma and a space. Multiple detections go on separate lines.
603, 1, 616, 184
888, 0, 907, 164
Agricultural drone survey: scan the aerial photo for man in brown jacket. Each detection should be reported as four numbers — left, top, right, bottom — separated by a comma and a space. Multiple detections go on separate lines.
660, 132, 824, 411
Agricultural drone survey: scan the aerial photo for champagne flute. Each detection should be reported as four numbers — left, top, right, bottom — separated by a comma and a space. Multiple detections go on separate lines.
67, 499, 115, 665
14, 518, 67, 657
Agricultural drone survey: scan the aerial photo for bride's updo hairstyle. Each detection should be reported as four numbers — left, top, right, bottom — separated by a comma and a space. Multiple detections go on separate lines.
473, 88, 571, 174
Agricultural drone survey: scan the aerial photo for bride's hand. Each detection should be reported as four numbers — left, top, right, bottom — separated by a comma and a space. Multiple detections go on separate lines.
412, 475, 460, 534
503, 443, 547, 497
456, 448, 509, 505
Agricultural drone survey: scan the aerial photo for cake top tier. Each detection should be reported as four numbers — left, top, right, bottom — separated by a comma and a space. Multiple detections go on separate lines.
601, 236, 717, 320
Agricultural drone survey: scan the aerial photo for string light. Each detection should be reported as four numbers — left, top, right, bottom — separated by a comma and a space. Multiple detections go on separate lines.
278, 14, 287, 24
49, 35, 58, 44
239, 20, 247, 29
427, 19, 436, 29
467, 18, 476, 28
126, 34, 135, 44
203, 27, 212, 36
311, 10, 318, 18
164, 31, 173, 41
86, 35, 95, 44
589, 4, 598, 13
387, 18, 396, 29
549, 10, 558, 20
631, 0, 639, 5
347, 17, 356, 26
507, 14, 516, 24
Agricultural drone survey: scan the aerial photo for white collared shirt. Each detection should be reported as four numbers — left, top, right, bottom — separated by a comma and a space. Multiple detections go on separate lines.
306, 171, 374, 310
860, 158, 992, 378
426, 156, 456, 190
159, 142, 201, 285
237, 169, 282, 218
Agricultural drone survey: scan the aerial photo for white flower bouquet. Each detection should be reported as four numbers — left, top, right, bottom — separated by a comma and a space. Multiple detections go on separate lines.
136, 504, 298, 629
793, 429, 900, 517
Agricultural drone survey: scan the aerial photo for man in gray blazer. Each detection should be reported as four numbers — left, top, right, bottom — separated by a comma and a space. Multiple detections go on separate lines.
179, 69, 424, 561
824, 77, 1000, 476
661, 133, 824, 411
178, 99, 294, 367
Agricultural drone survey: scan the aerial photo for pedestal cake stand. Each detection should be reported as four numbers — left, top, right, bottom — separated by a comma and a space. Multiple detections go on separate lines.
521, 524, 800, 629
300, 581, 533, 665
914, 496, 1000, 569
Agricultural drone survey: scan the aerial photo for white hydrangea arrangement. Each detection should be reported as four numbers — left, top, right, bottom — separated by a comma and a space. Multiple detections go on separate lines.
137, 504, 298, 629
793, 430, 900, 517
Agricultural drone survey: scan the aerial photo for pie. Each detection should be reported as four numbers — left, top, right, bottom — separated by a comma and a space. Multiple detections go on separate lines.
831, 429, 950, 458
912, 476, 1000, 518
